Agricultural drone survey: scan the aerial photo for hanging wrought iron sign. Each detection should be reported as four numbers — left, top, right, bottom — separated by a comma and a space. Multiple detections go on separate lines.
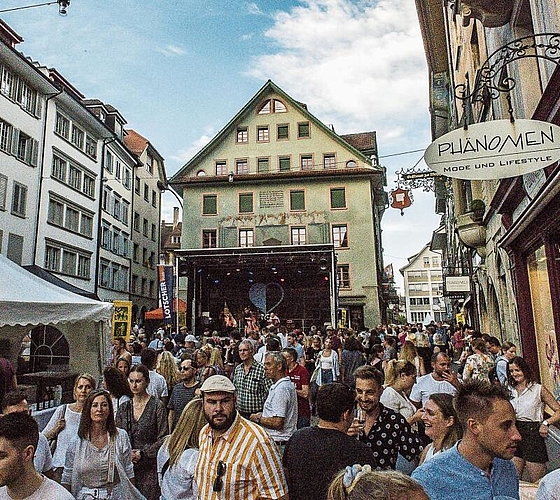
390, 187, 412, 216
424, 119, 560, 180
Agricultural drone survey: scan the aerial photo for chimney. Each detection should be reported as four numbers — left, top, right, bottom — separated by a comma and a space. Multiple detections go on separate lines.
173, 207, 180, 228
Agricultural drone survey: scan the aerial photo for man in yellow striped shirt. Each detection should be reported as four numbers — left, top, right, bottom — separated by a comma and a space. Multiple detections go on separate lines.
195, 375, 289, 500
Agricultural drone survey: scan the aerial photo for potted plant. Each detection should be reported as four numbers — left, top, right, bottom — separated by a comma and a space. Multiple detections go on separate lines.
470, 199, 485, 221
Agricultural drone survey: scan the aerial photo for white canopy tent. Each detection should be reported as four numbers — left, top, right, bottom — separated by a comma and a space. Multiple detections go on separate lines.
0, 254, 113, 378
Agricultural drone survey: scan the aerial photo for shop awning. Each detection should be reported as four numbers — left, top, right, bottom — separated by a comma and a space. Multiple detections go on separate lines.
144, 298, 187, 320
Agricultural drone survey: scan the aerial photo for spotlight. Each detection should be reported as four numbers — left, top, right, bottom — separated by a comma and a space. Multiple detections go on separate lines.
228, 172, 234, 183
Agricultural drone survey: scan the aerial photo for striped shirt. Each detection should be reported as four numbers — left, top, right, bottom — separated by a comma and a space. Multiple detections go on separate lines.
195, 413, 288, 500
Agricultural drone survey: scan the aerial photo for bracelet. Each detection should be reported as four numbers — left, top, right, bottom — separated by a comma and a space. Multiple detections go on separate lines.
542, 420, 549, 427
257, 415, 261, 424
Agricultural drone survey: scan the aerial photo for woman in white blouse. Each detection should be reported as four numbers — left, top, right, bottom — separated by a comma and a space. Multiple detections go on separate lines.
508, 356, 560, 483
157, 397, 206, 500
381, 360, 424, 473
43, 373, 95, 482
315, 337, 339, 386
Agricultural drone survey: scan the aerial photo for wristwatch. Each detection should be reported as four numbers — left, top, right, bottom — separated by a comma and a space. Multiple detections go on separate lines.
542, 420, 549, 426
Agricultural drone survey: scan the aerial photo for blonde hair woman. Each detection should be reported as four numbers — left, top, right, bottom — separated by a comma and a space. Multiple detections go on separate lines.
399, 341, 426, 376
208, 346, 225, 375
43, 373, 96, 481
328, 465, 428, 500
157, 398, 207, 499
157, 351, 181, 394
381, 360, 423, 474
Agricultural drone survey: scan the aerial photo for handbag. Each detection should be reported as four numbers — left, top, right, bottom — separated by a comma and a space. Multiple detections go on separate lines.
310, 366, 320, 384
48, 404, 67, 454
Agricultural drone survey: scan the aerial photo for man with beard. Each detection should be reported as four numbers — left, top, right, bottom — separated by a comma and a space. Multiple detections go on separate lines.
352, 366, 423, 470
194, 375, 288, 500
0, 412, 73, 499
410, 352, 461, 408
412, 380, 521, 499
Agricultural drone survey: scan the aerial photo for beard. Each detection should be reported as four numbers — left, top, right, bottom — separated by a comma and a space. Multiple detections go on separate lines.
206, 410, 236, 432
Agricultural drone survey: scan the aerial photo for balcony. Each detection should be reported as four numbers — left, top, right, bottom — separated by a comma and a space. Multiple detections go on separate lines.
461, 0, 514, 28
456, 212, 487, 257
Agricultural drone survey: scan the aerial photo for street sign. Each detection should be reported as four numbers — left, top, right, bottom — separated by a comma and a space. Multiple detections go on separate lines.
424, 119, 560, 179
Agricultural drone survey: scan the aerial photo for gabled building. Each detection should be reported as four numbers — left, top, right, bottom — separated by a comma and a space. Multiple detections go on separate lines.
0, 20, 57, 266
170, 80, 386, 333
160, 206, 182, 265
400, 244, 445, 324
124, 129, 167, 323
82, 99, 139, 303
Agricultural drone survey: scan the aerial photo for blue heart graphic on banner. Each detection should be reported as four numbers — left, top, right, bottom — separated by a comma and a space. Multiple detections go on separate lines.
249, 282, 284, 313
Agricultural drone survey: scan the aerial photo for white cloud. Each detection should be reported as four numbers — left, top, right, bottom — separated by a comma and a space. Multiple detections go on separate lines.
169, 131, 214, 165
246, 0, 428, 140
158, 44, 187, 57
246, 2, 265, 16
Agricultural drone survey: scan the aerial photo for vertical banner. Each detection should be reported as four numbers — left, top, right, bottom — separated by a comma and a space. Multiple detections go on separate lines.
158, 265, 175, 325
112, 301, 132, 341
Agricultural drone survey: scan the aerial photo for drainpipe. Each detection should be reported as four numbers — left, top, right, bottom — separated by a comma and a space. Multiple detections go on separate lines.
32, 89, 62, 265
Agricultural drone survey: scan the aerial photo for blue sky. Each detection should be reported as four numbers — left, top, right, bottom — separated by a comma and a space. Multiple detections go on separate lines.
2, 0, 440, 291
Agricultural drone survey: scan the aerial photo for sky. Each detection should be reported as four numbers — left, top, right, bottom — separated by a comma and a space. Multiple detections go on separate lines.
1, 0, 441, 292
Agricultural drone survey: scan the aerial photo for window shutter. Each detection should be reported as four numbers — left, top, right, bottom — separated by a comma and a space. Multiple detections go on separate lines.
11, 128, 20, 156
0, 175, 7, 210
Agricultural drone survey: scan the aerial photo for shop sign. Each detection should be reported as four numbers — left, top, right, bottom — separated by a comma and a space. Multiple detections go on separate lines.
112, 301, 132, 341
445, 276, 471, 293
424, 119, 560, 180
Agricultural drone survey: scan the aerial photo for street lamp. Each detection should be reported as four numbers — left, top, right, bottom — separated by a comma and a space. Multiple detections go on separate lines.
58, 0, 70, 16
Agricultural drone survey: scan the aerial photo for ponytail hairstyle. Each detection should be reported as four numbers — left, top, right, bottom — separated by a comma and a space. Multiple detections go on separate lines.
384, 359, 416, 387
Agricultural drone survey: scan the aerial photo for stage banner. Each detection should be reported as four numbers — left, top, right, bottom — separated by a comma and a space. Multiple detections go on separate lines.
112, 301, 132, 341
158, 265, 175, 324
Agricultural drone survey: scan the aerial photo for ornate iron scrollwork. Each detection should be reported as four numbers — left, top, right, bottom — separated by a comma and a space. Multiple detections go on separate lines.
455, 33, 560, 123
394, 167, 439, 192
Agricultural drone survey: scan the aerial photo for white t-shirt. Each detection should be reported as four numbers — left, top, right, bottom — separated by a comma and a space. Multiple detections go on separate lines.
34, 433, 53, 473
148, 370, 169, 398
409, 374, 457, 406
380, 386, 417, 426
157, 441, 199, 500
536, 468, 560, 500
0, 475, 74, 500
261, 377, 298, 442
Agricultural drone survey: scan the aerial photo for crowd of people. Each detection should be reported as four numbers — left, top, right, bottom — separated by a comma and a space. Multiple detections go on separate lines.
1, 320, 560, 499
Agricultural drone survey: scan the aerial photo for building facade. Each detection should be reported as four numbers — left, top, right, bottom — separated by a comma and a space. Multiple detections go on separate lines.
0, 20, 166, 325
400, 244, 445, 324
416, 0, 560, 397
124, 129, 167, 323
170, 81, 386, 333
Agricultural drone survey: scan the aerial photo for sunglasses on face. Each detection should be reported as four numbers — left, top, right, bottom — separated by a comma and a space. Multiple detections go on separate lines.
213, 460, 226, 492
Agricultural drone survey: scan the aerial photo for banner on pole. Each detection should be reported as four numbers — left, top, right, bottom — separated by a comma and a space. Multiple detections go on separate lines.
158, 265, 175, 324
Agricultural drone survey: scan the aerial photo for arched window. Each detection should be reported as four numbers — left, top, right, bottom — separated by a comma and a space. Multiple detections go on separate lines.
257, 99, 287, 114
196, 170, 207, 176
258, 100, 271, 114
30, 325, 70, 372
273, 99, 287, 112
